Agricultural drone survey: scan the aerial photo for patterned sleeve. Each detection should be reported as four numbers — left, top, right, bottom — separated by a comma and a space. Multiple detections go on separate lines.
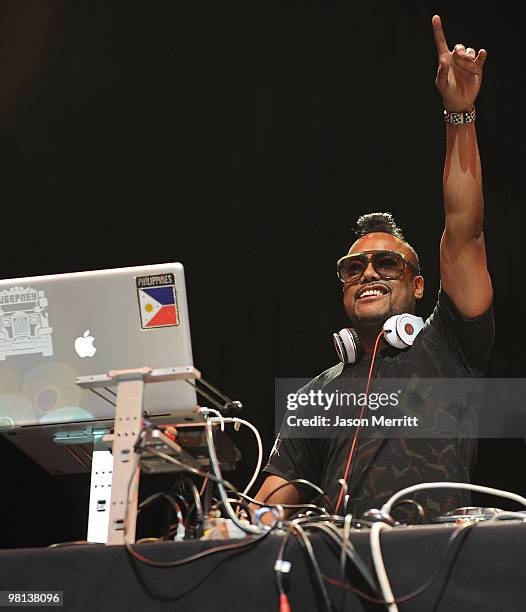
262, 371, 340, 497
262, 432, 322, 497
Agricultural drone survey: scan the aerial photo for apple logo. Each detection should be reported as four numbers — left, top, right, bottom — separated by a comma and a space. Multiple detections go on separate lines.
74, 330, 96, 358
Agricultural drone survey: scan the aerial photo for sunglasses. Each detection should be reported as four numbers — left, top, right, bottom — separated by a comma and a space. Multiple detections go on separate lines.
336, 250, 420, 284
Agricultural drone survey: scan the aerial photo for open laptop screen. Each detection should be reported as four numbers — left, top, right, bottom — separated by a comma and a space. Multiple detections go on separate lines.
0, 262, 197, 430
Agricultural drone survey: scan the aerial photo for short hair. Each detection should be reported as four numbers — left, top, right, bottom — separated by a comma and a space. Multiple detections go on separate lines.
355, 212, 406, 240
354, 212, 420, 273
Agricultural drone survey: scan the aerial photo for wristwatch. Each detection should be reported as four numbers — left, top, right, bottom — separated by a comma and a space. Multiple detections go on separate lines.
443, 107, 476, 124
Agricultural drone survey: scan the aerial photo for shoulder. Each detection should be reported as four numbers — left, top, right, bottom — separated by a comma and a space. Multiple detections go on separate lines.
423, 287, 494, 342
417, 287, 494, 376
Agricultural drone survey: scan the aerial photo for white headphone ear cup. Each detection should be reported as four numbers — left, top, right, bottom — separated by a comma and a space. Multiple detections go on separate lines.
383, 315, 407, 349
383, 314, 425, 349
333, 328, 362, 364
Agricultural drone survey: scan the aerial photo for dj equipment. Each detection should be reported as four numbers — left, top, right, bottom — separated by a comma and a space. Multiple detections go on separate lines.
432, 507, 512, 523
0, 262, 196, 434
333, 313, 425, 364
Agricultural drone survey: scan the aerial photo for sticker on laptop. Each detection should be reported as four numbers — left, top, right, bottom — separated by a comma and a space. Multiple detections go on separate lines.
136, 273, 179, 329
0, 287, 54, 360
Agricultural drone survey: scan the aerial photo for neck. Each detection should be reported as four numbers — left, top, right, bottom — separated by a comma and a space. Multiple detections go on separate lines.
354, 321, 385, 355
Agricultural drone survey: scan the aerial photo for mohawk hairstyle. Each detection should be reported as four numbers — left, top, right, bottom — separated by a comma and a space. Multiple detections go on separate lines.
354, 212, 406, 240
354, 212, 420, 273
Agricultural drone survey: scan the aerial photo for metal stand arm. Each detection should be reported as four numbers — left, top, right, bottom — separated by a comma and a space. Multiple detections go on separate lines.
76, 365, 200, 545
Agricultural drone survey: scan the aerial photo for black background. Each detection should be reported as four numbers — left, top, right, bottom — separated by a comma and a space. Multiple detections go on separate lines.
1, 1, 525, 548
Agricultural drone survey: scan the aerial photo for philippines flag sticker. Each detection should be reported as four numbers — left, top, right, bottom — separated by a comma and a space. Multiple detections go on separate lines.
136, 273, 179, 329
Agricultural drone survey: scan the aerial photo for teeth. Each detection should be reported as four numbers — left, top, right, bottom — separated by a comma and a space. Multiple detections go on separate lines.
360, 289, 383, 298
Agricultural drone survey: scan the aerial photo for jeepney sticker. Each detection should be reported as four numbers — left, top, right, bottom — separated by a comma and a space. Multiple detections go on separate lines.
136, 273, 179, 330
0, 286, 54, 360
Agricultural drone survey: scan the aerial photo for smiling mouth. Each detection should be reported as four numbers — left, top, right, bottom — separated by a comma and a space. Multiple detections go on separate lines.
356, 285, 390, 300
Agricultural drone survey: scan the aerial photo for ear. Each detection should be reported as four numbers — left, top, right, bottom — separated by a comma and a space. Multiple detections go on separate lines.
413, 275, 424, 300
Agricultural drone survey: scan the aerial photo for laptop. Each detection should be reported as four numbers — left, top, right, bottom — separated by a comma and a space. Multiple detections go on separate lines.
0, 262, 200, 473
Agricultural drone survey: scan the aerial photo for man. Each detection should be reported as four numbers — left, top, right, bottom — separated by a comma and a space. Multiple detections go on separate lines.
254, 16, 494, 520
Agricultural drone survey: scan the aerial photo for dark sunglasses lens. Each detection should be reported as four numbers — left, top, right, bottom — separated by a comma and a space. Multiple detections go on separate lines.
340, 257, 365, 281
374, 252, 404, 278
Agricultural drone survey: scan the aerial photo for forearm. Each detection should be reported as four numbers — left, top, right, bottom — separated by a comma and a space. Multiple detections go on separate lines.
433, 15, 492, 316
250, 475, 301, 522
443, 121, 484, 240
440, 119, 492, 316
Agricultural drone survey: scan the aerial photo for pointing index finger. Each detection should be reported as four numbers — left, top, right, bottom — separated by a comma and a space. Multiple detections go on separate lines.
432, 14, 449, 56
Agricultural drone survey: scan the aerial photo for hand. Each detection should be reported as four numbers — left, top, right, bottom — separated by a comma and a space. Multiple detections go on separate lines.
432, 14, 487, 113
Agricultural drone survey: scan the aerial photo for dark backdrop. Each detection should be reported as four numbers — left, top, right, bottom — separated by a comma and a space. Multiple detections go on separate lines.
1, 1, 525, 548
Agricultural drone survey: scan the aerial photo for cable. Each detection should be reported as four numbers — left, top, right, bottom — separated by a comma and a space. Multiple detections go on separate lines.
275, 531, 292, 596
158, 414, 262, 498
204, 419, 264, 535
126, 522, 278, 568
137, 492, 185, 533
381, 482, 526, 516
370, 522, 398, 612
117, 420, 323, 571
152, 417, 322, 514
429, 522, 475, 612
47, 540, 94, 548
135, 537, 160, 544
213, 498, 254, 523
170, 476, 204, 537
142, 445, 328, 516
172, 476, 203, 521
165, 492, 191, 524
142, 446, 234, 487
262, 478, 326, 504
165, 418, 321, 501
250, 499, 329, 516
143, 443, 257, 533
274, 531, 293, 612
273, 518, 374, 612
199, 476, 209, 497
198, 407, 225, 431
340, 513, 352, 577
323, 520, 476, 605
230, 417, 263, 497
391, 498, 425, 524
301, 520, 377, 596
138, 491, 170, 513
291, 523, 333, 612
334, 329, 384, 514
124, 440, 283, 567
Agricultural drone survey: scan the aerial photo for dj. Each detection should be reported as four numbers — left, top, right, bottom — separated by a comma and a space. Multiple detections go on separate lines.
255, 16, 494, 520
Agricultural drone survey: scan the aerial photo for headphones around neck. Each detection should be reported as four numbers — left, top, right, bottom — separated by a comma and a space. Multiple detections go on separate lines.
333, 313, 425, 365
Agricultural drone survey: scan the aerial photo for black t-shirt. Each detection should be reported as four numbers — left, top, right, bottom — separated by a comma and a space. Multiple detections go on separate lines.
264, 289, 495, 520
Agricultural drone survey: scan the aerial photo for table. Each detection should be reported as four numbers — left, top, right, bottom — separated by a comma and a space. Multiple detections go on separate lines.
1, 521, 524, 611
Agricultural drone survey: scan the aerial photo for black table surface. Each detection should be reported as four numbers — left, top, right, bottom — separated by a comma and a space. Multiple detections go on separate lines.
0, 521, 524, 612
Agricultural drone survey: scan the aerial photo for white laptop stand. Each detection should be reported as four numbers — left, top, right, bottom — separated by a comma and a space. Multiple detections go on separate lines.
76, 365, 201, 545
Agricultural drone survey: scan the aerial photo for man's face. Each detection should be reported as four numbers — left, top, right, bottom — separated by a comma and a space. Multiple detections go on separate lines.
342, 233, 424, 325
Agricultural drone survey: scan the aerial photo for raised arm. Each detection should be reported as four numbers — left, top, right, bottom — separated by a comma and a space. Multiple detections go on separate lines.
433, 15, 493, 318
